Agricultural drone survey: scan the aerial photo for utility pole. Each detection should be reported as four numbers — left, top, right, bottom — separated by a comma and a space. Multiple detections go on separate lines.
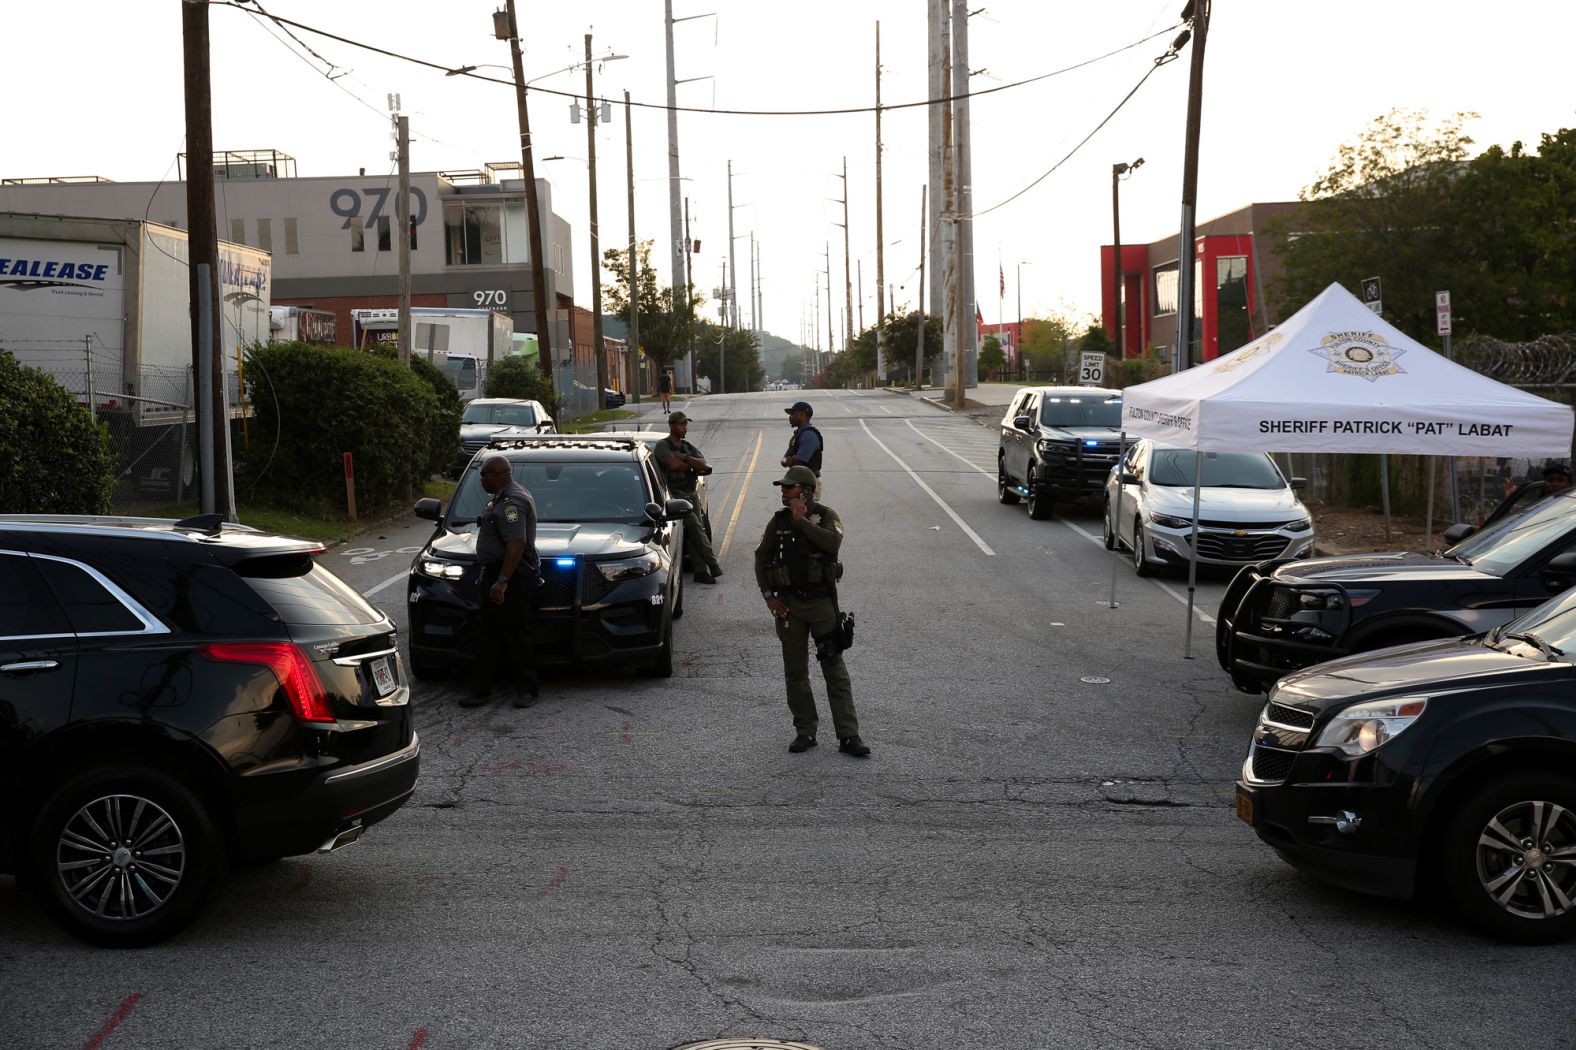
396, 111, 412, 364
755, 239, 763, 343
181, 0, 227, 517
750, 231, 758, 331
927, 0, 947, 329
951, 0, 976, 405
499, 2, 553, 375
625, 89, 641, 404
727, 160, 739, 330
873, 22, 887, 382
1173, 0, 1210, 373
720, 259, 728, 392
857, 260, 864, 332
917, 184, 926, 386
684, 196, 696, 392
825, 242, 834, 357
837, 156, 853, 346
663, 0, 685, 313
585, 34, 609, 407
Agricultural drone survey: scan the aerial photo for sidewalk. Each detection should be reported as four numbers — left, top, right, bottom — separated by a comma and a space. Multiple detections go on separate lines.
900, 381, 1019, 416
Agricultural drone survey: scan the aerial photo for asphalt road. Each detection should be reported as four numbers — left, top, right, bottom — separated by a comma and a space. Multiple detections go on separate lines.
3, 389, 1571, 1050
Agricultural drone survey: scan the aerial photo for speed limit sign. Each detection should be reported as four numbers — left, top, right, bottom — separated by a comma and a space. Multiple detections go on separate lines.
1079, 351, 1105, 387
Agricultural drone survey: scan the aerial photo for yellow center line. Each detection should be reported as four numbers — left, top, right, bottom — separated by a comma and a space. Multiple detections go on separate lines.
717, 430, 763, 565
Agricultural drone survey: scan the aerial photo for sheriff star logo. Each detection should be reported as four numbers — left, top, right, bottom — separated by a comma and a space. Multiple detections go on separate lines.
505, 505, 520, 523
1310, 331, 1405, 382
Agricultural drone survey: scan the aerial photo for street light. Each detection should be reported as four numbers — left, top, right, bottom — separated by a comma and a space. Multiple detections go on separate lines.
1111, 156, 1144, 361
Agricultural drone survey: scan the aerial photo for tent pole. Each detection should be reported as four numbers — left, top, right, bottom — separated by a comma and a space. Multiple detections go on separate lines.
1184, 450, 1203, 659
1107, 430, 1127, 610
1380, 453, 1392, 544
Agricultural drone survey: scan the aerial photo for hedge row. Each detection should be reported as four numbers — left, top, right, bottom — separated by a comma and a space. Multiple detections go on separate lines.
0, 349, 115, 513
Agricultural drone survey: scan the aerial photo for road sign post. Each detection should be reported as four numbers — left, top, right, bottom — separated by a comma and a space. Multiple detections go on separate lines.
1079, 351, 1105, 387
1361, 276, 1382, 316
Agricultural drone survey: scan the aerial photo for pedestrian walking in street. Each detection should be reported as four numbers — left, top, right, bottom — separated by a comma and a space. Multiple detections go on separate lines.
659, 370, 673, 413
754, 464, 869, 757
654, 411, 724, 585
465, 455, 541, 708
780, 400, 824, 502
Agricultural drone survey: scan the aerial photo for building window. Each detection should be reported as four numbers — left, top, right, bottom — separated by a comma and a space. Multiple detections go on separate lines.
377, 215, 391, 252
407, 217, 418, 251
229, 218, 245, 245
350, 216, 365, 253
1191, 258, 1205, 367
1152, 261, 1178, 316
283, 218, 299, 255
443, 201, 508, 265
1216, 255, 1251, 356
256, 218, 272, 253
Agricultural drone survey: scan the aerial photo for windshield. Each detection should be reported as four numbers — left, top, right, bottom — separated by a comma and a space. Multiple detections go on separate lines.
1500, 586, 1576, 655
449, 459, 648, 524
1447, 493, 1576, 576
440, 358, 478, 391
463, 402, 536, 427
1040, 395, 1121, 428
1148, 450, 1286, 489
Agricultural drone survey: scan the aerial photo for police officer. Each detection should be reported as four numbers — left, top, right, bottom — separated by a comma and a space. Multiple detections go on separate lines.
465, 455, 540, 708
654, 411, 724, 584
781, 401, 823, 503
754, 464, 869, 757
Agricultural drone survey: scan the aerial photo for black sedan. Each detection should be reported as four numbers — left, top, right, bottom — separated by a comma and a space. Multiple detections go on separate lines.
1, 514, 418, 947
1218, 491, 1576, 693
409, 436, 691, 679
1236, 585, 1576, 943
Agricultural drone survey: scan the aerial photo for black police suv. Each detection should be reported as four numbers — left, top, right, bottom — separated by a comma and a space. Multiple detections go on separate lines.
0, 515, 419, 947
409, 436, 693, 679
997, 385, 1124, 520
1218, 491, 1576, 693
1236, 582, 1576, 942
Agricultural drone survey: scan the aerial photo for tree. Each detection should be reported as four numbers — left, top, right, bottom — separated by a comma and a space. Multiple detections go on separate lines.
977, 334, 1005, 380
0, 349, 115, 513
485, 355, 558, 416
692, 322, 764, 393
829, 311, 943, 387
602, 241, 705, 376
1078, 323, 1114, 357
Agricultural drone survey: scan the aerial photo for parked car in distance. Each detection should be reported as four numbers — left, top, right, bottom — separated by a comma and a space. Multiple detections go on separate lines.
1237, 583, 1576, 942
1218, 490, 1576, 694
0, 514, 418, 947
410, 435, 692, 680
1103, 441, 1314, 576
998, 386, 1123, 520
454, 398, 555, 477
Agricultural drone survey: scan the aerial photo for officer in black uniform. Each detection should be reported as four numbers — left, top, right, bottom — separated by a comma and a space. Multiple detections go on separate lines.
781, 401, 824, 503
465, 455, 540, 708
754, 464, 869, 757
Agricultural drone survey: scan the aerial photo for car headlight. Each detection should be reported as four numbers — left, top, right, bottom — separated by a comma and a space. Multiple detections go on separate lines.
1296, 588, 1379, 610
1286, 516, 1313, 532
1149, 510, 1193, 529
595, 551, 662, 582
417, 558, 466, 580
1314, 696, 1428, 757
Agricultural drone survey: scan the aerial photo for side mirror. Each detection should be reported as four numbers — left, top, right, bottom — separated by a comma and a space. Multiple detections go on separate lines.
1013, 414, 1033, 431
1290, 477, 1309, 491
644, 501, 665, 523
1119, 472, 1140, 485
1542, 551, 1576, 588
664, 498, 694, 521
414, 497, 442, 522
1442, 522, 1475, 545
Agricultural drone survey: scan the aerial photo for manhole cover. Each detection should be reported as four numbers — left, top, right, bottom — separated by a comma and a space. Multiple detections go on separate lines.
1079, 675, 1112, 684
672, 1042, 824, 1050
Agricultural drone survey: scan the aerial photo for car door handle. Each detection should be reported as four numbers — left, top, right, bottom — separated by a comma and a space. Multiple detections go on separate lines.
1, 660, 60, 674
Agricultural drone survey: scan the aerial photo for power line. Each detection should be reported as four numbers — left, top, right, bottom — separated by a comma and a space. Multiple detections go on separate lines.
213, 1, 1181, 119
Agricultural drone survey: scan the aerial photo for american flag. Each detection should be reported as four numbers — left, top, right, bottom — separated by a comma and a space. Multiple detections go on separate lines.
999, 263, 1005, 299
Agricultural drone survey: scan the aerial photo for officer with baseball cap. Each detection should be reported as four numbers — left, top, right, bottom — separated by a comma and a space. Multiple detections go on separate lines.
781, 401, 824, 502
654, 411, 723, 584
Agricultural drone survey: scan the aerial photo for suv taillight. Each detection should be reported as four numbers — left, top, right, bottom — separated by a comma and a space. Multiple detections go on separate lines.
199, 642, 336, 723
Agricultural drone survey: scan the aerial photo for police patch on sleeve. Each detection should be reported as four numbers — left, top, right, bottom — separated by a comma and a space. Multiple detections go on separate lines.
505, 505, 520, 524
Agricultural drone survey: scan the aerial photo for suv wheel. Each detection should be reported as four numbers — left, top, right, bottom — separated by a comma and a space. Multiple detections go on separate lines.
672, 574, 685, 620
1132, 518, 1155, 576
409, 648, 448, 680
28, 765, 226, 948
1443, 772, 1576, 943
1026, 466, 1053, 520
643, 621, 674, 678
1102, 501, 1118, 550
997, 459, 1020, 505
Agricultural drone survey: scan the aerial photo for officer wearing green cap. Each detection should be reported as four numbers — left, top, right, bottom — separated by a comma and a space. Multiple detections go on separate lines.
754, 464, 869, 757
654, 411, 723, 584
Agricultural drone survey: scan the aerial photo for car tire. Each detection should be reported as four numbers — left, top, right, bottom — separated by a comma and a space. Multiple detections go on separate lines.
409, 648, 448, 681
672, 574, 685, 620
28, 765, 226, 948
997, 459, 1020, 505
1102, 500, 1118, 550
1132, 518, 1155, 576
643, 622, 674, 678
1026, 465, 1053, 520
1442, 771, 1576, 943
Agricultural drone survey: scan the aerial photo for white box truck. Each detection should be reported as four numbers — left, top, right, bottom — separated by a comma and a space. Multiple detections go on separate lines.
350, 307, 512, 401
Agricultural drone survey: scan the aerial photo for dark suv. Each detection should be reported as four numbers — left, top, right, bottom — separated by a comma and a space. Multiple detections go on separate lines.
1218, 491, 1576, 693
997, 385, 1124, 519
1, 514, 419, 947
409, 436, 692, 679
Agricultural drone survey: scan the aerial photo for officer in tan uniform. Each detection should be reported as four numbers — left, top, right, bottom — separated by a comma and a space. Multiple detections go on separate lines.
465, 455, 540, 708
653, 411, 723, 584
754, 464, 869, 756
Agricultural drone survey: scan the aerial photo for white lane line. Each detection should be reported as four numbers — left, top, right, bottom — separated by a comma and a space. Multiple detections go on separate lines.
859, 419, 995, 556
1059, 517, 1216, 624
904, 418, 993, 477
878, 402, 893, 414
364, 568, 409, 598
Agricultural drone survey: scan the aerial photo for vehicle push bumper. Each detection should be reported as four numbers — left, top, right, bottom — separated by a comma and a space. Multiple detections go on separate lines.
1218, 562, 1352, 693
1033, 441, 1121, 501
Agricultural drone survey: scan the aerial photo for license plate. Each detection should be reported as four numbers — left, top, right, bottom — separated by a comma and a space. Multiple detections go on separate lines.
1235, 786, 1254, 826
370, 655, 396, 696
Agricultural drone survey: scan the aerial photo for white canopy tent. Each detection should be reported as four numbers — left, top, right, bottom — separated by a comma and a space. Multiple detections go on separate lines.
1119, 281, 1575, 653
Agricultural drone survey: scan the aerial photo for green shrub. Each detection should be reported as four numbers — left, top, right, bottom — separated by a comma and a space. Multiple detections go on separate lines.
369, 345, 462, 477
241, 342, 448, 512
0, 349, 115, 513
484, 355, 558, 418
